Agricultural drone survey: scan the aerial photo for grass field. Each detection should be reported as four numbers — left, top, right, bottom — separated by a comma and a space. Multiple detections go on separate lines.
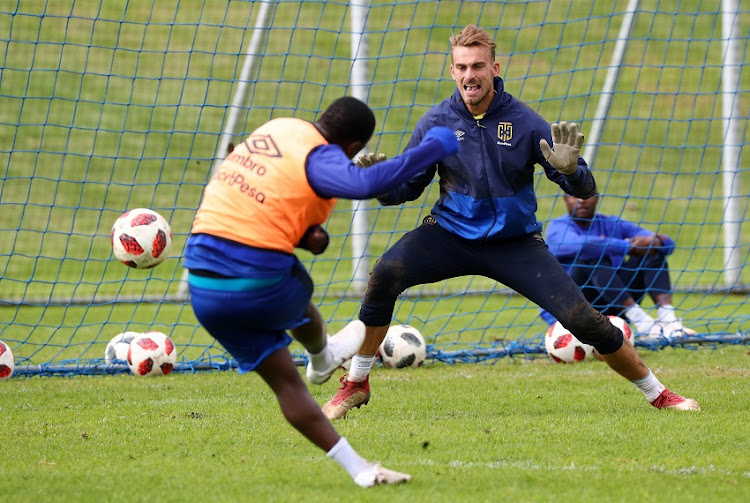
2, 345, 748, 502
1, 3, 748, 499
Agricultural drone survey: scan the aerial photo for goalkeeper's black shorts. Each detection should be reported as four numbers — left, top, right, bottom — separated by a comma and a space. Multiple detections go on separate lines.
358, 217, 623, 354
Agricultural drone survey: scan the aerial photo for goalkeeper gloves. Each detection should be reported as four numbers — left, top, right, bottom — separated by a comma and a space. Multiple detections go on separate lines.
539, 121, 584, 176
354, 152, 388, 168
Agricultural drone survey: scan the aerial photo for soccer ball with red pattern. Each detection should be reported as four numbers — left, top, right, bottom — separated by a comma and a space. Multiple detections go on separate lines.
379, 324, 427, 369
0, 340, 14, 380
127, 331, 176, 376
544, 321, 593, 363
607, 316, 634, 345
111, 208, 173, 269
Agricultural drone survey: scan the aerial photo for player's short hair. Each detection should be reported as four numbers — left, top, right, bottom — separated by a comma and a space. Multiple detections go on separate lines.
449, 25, 496, 61
317, 96, 375, 145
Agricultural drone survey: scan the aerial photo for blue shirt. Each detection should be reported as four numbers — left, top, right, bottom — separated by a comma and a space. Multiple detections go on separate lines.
377, 77, 597, 241
184, 133, 456, 277
545, 213, 675, 270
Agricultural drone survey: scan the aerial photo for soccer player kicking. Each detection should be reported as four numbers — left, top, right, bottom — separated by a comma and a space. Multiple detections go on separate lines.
184, 96, 459, 486
322, 25, 700, 421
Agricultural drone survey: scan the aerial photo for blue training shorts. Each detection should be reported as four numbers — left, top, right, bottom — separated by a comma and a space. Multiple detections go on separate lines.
187, 261, 313, 373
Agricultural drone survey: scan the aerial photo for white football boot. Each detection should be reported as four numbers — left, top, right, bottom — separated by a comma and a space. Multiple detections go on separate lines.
354, 464, 412, 487
306, 320, 365, 385
658, 321, 698, 339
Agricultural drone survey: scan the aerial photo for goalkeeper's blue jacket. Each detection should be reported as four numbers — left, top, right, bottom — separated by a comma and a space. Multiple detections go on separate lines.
378, 76, 597, 241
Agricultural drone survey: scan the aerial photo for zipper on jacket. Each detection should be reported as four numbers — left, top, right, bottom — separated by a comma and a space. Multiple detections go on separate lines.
473, 119, 501, 241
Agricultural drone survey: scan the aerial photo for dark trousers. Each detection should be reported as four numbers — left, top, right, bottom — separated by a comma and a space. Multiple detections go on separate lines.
359, 218, 623, 354
569, 253, 672, 316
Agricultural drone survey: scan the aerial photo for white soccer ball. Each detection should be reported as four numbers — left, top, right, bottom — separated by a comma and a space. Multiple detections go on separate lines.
104, 331, 140, 365
544, 321, 594, 363
608, 315, 634, 345
379, 324, 427, 369
0, 340, 14, 380
127, 331, 177, 377
111, 208, 173, 269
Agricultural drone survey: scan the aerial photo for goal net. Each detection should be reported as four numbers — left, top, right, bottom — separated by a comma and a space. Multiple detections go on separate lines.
1, 0, 747, 375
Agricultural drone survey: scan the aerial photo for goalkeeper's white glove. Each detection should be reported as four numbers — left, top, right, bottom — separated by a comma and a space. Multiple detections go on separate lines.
354, 152, 388, 168
539, 121, 584, 176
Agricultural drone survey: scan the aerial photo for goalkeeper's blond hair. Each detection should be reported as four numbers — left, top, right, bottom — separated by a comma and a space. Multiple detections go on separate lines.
449, 25, 496, 61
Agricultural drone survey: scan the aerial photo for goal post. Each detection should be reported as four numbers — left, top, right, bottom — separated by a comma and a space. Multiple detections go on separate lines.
1, 1, 747, 376
349, 0, 375, 295
721, 0, 744, 289
175, 0, 276, 299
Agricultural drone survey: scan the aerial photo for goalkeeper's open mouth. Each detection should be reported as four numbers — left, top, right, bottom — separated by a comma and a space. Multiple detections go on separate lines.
464, 83, 481, 96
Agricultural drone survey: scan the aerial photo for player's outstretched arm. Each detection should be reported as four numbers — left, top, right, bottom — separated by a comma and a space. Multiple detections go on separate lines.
307, 126, 458, 201
306, 127, 460, 199
360, 126, 457, 199
539, 121, 584, 175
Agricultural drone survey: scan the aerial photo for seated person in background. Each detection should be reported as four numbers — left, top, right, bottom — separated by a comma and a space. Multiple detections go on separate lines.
540, 193, 696, 339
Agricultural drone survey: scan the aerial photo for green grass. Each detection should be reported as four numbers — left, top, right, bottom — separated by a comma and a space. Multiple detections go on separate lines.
1, 345, 748, 502
0, 3, 748, 368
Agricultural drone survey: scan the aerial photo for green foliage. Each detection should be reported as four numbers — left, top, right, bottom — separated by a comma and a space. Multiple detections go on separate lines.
1, 346, 748, 502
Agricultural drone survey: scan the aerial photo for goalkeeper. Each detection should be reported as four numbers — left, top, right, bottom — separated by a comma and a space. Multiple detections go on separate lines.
184, 96, 459, 487
322, 25, 700, 421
